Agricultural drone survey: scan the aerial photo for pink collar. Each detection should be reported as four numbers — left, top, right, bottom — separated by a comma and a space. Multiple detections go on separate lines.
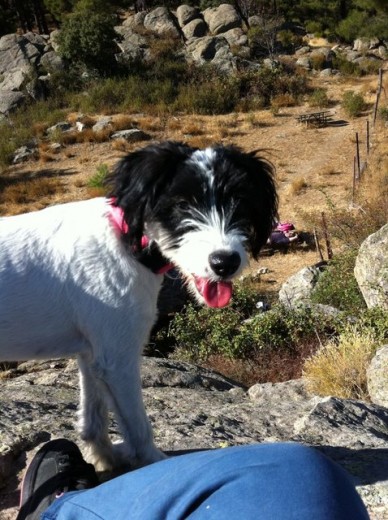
107, 199, 174, 275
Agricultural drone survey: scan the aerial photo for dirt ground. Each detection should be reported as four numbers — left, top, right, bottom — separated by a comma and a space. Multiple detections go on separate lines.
2, 72, 385, 290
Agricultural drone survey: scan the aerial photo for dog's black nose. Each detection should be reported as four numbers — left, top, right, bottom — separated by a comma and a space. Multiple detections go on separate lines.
209, 250, 241, 277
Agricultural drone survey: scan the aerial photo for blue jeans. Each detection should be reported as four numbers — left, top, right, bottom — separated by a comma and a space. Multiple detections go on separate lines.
42, 443, 369, 520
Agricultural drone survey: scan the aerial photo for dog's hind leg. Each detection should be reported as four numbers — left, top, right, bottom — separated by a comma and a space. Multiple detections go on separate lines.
77, 353, 117, 471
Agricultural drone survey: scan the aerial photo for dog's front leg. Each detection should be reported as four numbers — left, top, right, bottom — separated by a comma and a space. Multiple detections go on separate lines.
77, 353, 118, 471
94, 354, 166, 469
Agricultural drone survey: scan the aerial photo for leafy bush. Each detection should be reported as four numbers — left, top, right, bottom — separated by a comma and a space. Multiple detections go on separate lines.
88, 163, 109, 188
311, 250, 365, 314
341, 91, 366, 118
332, 55, 361, 76
308, 88, 330, 108
303, 326, 381, 400
57, 9, 120, 74
165, 282, 343, 363
379, 106, 388, 122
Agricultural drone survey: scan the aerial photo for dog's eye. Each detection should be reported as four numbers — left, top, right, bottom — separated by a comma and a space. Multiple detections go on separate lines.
176, 200, 190, 211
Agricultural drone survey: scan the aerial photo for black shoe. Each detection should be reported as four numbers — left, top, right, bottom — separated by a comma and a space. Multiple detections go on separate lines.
17, 438, 99, 520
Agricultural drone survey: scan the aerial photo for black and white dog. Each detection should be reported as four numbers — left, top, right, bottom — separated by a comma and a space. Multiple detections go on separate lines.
0, 141, 277, 469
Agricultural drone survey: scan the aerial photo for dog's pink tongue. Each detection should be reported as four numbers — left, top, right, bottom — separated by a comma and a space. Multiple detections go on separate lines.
195, 277, 233, 308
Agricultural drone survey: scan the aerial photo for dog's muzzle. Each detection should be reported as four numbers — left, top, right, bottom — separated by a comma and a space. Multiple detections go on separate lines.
208, 250, 241, 278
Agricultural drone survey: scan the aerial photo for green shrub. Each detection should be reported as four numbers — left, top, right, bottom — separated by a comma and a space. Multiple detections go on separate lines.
175, 76, 239, 115
88, 163, 109, 188
309, 88, 330, 108
332, 55, 361, 76
379, 106, 388, 122
311, 250, 366, 314
57, 9, 121, 74
165, 282, 343, 363
341, 91, 366, 118
305, 21, 323, 36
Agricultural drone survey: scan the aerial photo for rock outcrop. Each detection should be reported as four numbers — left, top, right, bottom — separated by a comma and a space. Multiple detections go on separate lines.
367, 345, 388, 408
1, 4, 387, 115
354, 223, 388, 310
0, 358, 387, 519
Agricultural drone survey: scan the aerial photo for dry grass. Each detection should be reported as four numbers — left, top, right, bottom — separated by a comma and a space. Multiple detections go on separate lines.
0, 177, 66, 215
185, 135, 213, 149
289, 177, 308, 195
112, 114, 136, 132
303, 328, 379, 400
39, 152, 57, 163
181, 121, 205, 136
271, 93, 296, 109
67, 112, 96, 126
111, 138, 130, 152
204, 339, 315, 387
33, 122, 49, 138
319, 166, 342, 176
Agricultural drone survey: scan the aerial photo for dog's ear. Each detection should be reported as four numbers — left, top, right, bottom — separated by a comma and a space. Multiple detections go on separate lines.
106, 141, 194, 248
220, 146, 278, 260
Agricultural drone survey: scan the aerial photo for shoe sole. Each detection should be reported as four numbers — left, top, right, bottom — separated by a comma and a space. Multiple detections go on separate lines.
18, 439, 84, 520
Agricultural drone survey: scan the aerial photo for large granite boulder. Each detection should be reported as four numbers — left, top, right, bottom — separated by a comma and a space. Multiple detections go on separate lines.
186, 35, 236, 73
367, 345, 388, 407
0, 90, 26, 115
0, 33, 41, 74
115, 26, 150, 61
182, 18, 207, 39
278, 265, 322, 307
176, 5, 201, 27
202, 4, 241, 35
0, 359, 387, 519
144, 7, 180, 38
354, 224, 388, 309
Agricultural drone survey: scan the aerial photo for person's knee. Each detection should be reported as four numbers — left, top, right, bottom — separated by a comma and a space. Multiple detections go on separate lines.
222, 443, 337, 477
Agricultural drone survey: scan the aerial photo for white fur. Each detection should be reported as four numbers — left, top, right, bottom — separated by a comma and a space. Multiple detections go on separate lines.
0, 198, 165, 469
0, 166, 254, 469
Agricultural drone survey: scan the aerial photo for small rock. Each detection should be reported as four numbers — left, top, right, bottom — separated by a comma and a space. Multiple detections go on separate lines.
47, 122, 72, 134
92, 117, 113, 133
110, 129, 150, 142
12, 145, 37, 164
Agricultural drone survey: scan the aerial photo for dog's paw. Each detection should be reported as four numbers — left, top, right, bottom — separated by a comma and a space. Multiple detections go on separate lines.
82, 439, 118, 472
112, 440, 167, 469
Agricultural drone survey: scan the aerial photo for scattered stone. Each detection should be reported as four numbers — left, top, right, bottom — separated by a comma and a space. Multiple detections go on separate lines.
92, 117, 113, 133
295, 56, 311, 69
49, 142, 62, 153
12, 145, 37, 164
47, 121, 72, 134
110, 129, 150, 142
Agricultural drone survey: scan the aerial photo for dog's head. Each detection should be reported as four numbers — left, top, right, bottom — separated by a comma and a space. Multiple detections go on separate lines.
107, 141, 278, 308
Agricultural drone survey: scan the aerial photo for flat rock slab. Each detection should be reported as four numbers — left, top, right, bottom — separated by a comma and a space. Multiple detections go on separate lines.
0, 358, 387, 519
